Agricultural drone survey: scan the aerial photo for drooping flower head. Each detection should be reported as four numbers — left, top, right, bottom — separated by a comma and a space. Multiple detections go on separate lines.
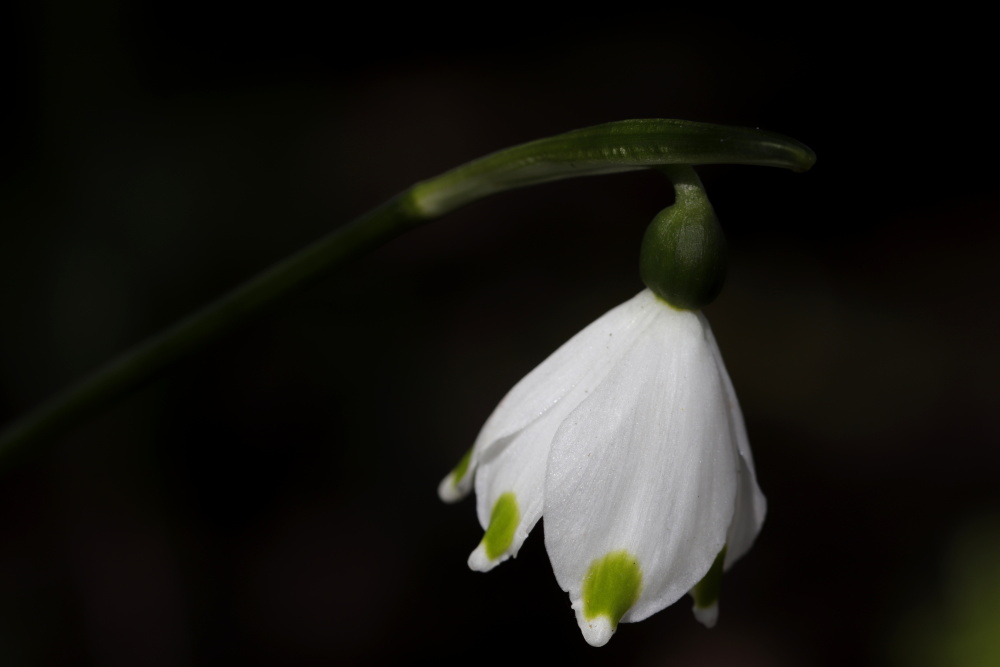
438, 166, 766, 646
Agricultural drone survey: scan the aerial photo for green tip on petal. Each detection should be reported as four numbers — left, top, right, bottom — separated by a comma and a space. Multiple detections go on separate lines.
452, 447, 472, 483
438, 447, 474, 503
468, 492, 520, 572
690, 547, 726, 628
578, 550, 643, 646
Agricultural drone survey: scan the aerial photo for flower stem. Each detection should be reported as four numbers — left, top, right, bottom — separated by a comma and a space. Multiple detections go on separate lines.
0, 120, 814, 469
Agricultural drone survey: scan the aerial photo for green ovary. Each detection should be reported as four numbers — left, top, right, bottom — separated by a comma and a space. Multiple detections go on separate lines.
482, 493, 520, 560
582, 551, 643, 628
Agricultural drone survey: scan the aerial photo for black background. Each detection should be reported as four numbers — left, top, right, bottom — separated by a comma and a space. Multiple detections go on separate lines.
1, 3, 997, 665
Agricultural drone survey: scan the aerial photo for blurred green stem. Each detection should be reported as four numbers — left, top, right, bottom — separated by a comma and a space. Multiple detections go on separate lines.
0, 119, 814, 469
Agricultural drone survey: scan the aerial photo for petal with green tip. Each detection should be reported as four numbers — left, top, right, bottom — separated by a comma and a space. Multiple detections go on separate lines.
468, 492, 521, 571
544, 304, 739, 639
437, 447, 474, 503
576, 551, 643, 646
462, 291, 664, 569
689, 547, 726, 628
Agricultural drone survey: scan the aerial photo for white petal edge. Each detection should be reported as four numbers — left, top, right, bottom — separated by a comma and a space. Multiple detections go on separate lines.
466, 415, 552, 571
544, 305, 740, 629
701, 313, 767, 568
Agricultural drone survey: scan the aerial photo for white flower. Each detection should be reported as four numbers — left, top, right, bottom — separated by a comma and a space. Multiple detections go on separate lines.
439, 288, 766, 646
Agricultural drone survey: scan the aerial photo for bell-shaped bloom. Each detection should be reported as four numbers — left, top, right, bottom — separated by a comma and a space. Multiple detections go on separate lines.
439, 288, 766, 646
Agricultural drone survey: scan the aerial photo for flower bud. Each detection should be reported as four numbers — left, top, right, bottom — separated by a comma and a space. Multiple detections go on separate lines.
640, 168, 727, 310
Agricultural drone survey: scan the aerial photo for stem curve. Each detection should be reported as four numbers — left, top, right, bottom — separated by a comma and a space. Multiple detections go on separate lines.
0, 119, 815, 468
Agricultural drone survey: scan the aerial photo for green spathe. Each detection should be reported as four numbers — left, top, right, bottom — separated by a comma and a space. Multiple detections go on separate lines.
640, 166, 726, 310
581, 550, 643, 628
483, 493, 520, 560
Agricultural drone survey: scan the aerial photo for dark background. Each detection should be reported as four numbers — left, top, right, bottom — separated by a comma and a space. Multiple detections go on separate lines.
1, 3, 997, 665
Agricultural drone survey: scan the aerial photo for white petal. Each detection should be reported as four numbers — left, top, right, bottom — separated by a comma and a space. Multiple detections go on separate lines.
437, 476, 467, 503
466, 290, 664, 569
701, 313, 767, 569
467, 416, 551, 571
468, 290, 662, 465
544, 305, 739, 637
692, 601, 719, 628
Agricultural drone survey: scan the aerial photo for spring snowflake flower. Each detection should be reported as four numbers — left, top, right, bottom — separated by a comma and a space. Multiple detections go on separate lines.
438, 288, 766, 646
